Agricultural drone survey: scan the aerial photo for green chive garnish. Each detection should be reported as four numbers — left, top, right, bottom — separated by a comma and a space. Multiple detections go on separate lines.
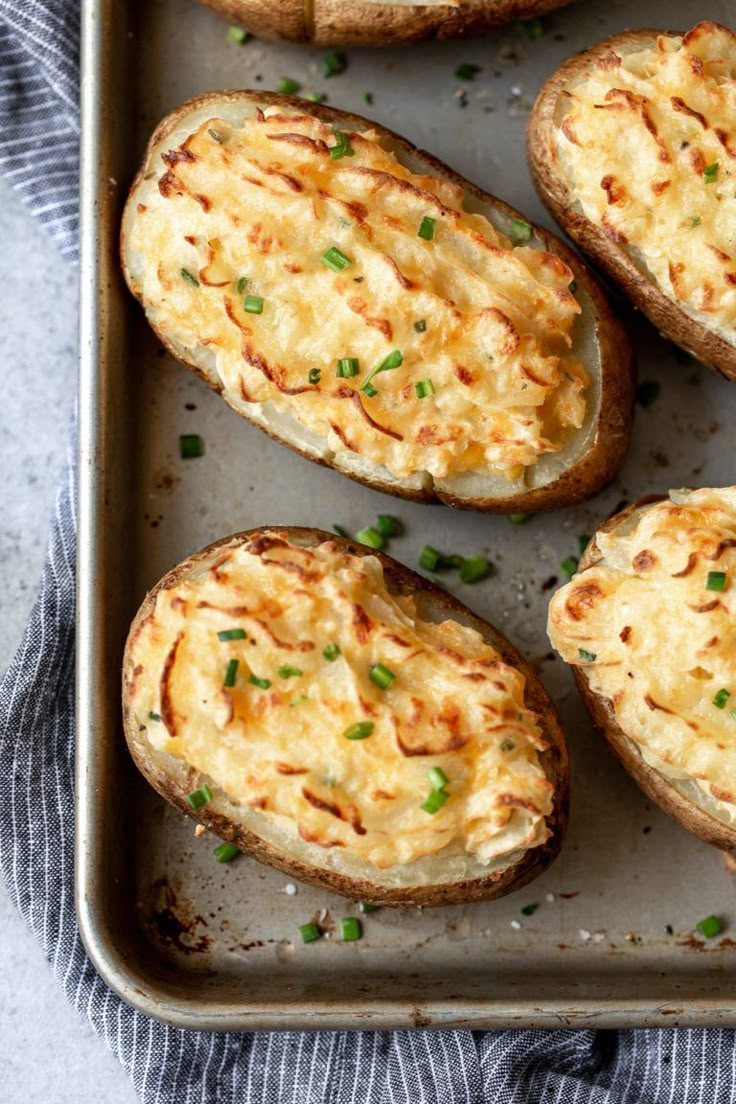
418, 216, 436, 241
420, 787, 449, 814
507, 513, 532, 525
300, 921, 321, 943
455, 63, 480, 81
278, 77, 300, 95
214, 842, 240, 862
337, 357, 359, 378
226, 26, 251, 44
187, 784, 213, 810
560, 556, 579, 578
523, 17, 544, 39
578, 535, 591, 555
706, 571, 727, 592
414, 319, 427, 333
323, 642, 341, 661
376, 514, 401, 538
636, 380, 660, 407
362, 383, 378, 397
290, 693, 307, 707
179, 433, 204, 459
321, 51, 346, 78
243, 295, 264, 314
689, 216, 702, 228
360, 902, 380, 913
278, 665, 303, 679
148, 711, 161, 722
419, 545, 442, 572
355, 526, 384, 549
330, 130, 355, 160
344, 721, 374, 740
249, 674, 271, 690
363, 92, 374, 105
217, 628, 247, 641
714, 689, 731, 709
510, 219, 533, 244
181, 267, 199, 287
578, 648, 597, 662
415, 379, 435, 398
459, 556, 490, 584
340, 916, 362, 941
308, 368, 321, 385
237, 276, 249, 293
500, 739, 515, 752
703, 162, 719, 183
223, 659, 239, 688
696, 915, 722, 938
369, 663, 395, 690
521, 902, 539, 915
333, 524, 349, 537
303, 91, 326, 103
360, 349, 403, 394
321, 246, 352, 272
427, 766, 449, 791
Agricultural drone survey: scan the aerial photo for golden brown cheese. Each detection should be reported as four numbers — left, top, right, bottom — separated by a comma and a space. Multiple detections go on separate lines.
126, 534, 553, 868
129, 108, 587, 482
556, 21, 736, 342
548, 488, 736, 816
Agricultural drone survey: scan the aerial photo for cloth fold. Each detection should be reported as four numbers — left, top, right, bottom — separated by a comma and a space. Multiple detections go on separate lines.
1, 1, 735, 1101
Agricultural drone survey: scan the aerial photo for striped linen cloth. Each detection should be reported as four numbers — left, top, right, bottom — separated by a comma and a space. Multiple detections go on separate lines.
1, 2, 736, 1101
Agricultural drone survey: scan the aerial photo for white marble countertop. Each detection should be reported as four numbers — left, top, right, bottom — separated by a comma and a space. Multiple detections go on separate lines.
0, 178, 138, 1103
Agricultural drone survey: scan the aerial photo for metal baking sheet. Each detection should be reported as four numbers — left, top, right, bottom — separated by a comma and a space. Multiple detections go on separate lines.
77, 0, 736, 1030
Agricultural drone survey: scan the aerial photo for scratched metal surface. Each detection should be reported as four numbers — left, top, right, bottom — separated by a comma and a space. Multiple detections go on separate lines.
76, 0, 736, 1029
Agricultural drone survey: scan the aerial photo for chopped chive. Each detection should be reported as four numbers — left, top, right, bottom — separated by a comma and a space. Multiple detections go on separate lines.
236, 276, 249, 293
360, 349, 403, 394
362, 382, 378, 397
713, 689, 731, 709
578, 648, 597, 662
418, 216, 436, 241
568, 279, 577, 294
321, 246, 352, 272
455, 62, 480, 81
413, 319, 427, 333
507, 513, 532, 525
223, 659, 239, 688
148, 711, 161, 722
415, 379, 435, 399
320, 51, 346, 78
179, 433, 204, 460
308, 368, 321, 385
370, 663, 395, 690
459, 556, 490, 584
523, 17, 544, 39
363, 92, 374, 105
278, 77, 300, 95
323, 642, 341, 661
344, 721, 374, 740
510, 218, 533, 244
688, 216, 702, 228
214, 842, 240, 862
226, 26, 251, 44
376, 514, 401, 538
290, 693, 307, 706
243, 294, 264, 314
187, 784, 213, 810
356, 526, 384, 549
420, 787, 449, 814
299, 922, 321, 943
706, 571, 727, 592
500, 738, 515, 752
249, 674, 271, 690
333, 524, 349, 537
578, 534, 591, 554
696, 915, 722, 938
520, 903, 539, 918
180, 267, 199, 287
703, 162, 719, 183
303, 91, 326, 103
337, 357, 360, 378
636, 380, 660, 407
278, 665, 303, 679
360, 902, 380, 913
427, 766, 449, 791
330, 130, 355, 160
340, 916, 362, 941
419, 545, 442, 571
217, 628, 247, 641
560, 556, 579, 579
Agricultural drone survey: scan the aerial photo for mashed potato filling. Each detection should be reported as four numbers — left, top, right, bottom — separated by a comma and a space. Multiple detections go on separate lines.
556, 21, 736, 342
548, 488, 736, 818
126, 533, 553, 869
129, 107, 587, 482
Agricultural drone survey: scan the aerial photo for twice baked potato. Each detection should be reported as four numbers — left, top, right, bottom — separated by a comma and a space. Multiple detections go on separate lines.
122, 93, 634, 513
123, 527, 569, 906
528, 21, 736, 381
198, 0, 576, 47
548, 487, 736, 851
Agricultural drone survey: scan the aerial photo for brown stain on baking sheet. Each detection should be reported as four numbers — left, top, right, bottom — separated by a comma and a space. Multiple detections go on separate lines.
144, 877, 210, 954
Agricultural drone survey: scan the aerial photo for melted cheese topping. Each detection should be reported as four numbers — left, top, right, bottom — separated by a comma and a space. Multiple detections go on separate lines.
129, 108, 587, 482
548, 488, 736, 818
126, 533, 553, 869
556, 21, 736, 342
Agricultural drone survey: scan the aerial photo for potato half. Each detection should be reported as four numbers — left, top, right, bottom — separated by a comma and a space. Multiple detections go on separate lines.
123, 527, 569, 906
122, 92, 634, 513
197, 0, 576, 47
528, 21, 736, 381
548, 488, 736, 851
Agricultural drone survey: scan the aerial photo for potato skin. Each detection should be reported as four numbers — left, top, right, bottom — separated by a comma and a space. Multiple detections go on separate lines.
121, 91, 635, 514
570, 499, 736, 853
123, 527, 570, 906
198, 0, 576, 46
527, 29, 736, 383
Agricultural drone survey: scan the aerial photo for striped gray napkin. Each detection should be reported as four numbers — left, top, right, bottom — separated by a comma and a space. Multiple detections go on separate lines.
2, 2, 736, 1100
